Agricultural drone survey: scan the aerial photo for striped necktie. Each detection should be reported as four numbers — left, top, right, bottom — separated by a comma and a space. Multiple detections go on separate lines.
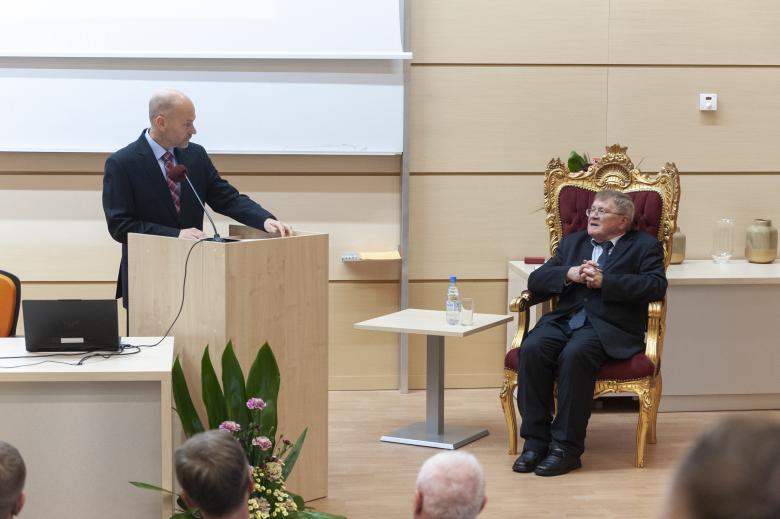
161, 151, 181, 215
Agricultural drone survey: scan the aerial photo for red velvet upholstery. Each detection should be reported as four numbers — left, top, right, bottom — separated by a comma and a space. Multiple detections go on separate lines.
504, 349, 656, 380
558, 186, 663, 238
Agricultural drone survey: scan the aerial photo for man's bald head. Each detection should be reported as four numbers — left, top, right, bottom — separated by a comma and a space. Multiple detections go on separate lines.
149, 89, 191, 123
147, 89, 197, 149
415, 451, 486, 519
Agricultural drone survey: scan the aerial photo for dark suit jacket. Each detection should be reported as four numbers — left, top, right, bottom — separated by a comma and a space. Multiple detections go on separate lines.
527, 230, 667, 359
102, 131, 275, 305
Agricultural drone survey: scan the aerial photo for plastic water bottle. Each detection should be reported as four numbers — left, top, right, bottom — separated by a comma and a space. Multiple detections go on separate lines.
445, 276, 461, 325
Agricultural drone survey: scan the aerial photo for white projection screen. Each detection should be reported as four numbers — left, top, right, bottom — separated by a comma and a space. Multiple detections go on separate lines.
0, 0, 409, 154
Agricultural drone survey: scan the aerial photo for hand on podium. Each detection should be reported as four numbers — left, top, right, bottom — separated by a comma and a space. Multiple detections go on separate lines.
264, 218, 293, 237
179, 228, 208, 240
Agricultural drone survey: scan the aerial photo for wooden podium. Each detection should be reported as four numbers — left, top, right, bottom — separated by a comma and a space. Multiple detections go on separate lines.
128, 226, 328, 501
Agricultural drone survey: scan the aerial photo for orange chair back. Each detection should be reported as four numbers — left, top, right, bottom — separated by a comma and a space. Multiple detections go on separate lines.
0, 270, 21, 337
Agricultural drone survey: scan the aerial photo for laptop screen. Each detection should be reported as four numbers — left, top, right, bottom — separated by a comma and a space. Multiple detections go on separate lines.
22, 300, 120, 352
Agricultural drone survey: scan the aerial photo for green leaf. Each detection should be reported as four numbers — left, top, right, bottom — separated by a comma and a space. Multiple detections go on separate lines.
201, 346, 227, 429
129, 481, 177, 496
172, 356, 204, 437
282, 427, 308, 480
567, 150, 587, 173
221, 341, 249, 426
247, 342, 280, 440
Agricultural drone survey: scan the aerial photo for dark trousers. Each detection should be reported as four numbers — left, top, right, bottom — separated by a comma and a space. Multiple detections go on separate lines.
517, 318, 608, 457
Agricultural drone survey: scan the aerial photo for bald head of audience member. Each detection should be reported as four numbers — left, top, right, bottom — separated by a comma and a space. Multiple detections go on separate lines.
0, 441, 25, 519
175, 430, 252, 519
414, 451, 486, 519
662, 417, 780, 519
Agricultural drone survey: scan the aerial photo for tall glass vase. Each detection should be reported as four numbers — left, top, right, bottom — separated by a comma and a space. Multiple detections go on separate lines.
711, 218, 734, 264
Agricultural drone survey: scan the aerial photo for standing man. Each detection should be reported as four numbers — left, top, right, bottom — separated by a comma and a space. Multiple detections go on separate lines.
103, 89, 292, 307
513, 189, 667, 476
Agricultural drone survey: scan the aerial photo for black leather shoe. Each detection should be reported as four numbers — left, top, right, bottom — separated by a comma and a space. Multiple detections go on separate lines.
512, 449, 547, 473
533, 448, 582, 476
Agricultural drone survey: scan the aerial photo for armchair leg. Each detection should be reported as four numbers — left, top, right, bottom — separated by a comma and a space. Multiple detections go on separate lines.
648, 374, 662, 444
500, 371, 518, 455
634, 387, 653, 468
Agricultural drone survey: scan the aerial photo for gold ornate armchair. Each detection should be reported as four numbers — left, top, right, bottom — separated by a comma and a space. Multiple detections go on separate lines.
499, 145, 680, 467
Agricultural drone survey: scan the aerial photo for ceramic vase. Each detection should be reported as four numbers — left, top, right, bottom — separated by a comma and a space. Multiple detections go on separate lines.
745, 219, 778, 263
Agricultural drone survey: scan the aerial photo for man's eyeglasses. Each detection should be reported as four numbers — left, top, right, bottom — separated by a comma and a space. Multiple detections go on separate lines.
585, 207, 626, 218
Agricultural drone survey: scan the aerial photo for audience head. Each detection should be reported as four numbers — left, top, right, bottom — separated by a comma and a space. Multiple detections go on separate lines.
662, 417, 780, 519
148, 89, 197, 149
0, 441, 26, 519
174, 430, 252, 519
414, 451, 486, 519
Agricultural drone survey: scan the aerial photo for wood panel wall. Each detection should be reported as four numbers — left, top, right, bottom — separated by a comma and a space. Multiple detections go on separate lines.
406, 0, 780, 389
3, 1, 780, 389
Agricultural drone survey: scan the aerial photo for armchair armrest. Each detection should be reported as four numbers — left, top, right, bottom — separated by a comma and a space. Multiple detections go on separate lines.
644, 299, 666, 368
509, 290, 555, 349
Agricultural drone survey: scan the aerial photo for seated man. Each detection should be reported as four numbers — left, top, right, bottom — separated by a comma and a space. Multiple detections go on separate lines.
661, 417, 780, 519
0, 441, 26, 519
414, 451, 487, 519
513, 189, 667, 476
175, 430, 252, 519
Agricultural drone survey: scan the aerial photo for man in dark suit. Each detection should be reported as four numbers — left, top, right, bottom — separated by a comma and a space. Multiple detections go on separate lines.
512, 189, 667, 476
103, 89, 292, 308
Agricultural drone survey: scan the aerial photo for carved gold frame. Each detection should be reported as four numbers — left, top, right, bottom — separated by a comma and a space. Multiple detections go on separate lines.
500, 144, 680, 468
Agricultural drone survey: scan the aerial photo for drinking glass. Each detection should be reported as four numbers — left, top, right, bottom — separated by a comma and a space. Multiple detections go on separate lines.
712, 218, 734, 263
460, 298, 474, 326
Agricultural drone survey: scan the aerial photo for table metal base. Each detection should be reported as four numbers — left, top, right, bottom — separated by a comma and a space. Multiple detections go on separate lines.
381, 422, 489, 450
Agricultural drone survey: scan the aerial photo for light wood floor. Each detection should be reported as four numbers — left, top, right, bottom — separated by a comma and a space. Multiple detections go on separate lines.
307, 388, 779, 519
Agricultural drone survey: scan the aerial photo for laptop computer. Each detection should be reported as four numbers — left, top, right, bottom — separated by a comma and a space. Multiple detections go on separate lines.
22, 299, 120, 352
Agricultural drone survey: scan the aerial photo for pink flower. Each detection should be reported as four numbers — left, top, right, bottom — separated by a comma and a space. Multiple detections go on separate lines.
246, 398, 267, 410
219, 421, 241, 432
252, 436, 273, 450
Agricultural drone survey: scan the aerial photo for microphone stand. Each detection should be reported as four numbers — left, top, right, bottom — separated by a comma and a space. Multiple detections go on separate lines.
182, 174, 226, 242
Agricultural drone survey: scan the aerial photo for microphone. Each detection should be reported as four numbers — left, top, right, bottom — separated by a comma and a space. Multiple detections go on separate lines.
167, 164, 226, 243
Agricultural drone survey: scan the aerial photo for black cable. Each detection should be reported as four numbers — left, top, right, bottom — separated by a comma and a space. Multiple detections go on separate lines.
121, 237, 206, 349
0, 345, 142, 369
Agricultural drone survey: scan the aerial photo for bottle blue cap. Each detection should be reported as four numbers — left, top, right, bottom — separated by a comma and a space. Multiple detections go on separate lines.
449, 276, 456, 283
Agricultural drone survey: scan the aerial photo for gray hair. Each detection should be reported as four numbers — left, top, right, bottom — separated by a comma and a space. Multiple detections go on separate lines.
0, 441, 25, 518
670, 417, 780, 519
416, 451, 485, 519
594, 189, 635, 222
148, 89, 189, 123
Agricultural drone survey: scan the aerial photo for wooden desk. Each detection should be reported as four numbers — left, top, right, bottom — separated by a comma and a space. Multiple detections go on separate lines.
355, 309, 512, 449
507, 260, 780, 411
0, 337, 174, 519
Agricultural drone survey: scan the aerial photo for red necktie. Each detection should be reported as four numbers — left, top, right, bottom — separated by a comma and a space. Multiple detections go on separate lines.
161, 151, 181, 215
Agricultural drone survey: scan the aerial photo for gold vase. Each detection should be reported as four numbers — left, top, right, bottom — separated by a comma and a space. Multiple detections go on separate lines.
745, 219, 778, 263
670, 225, 685, 264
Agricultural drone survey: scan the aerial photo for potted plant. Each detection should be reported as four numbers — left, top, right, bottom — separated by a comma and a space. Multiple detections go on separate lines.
133, 341, 345, 519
